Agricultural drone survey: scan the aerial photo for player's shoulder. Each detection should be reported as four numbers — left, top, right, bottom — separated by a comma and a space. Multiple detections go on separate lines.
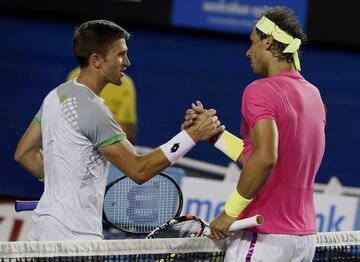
60, 80, 105, 112
42, 81, 72, 102
56, 80, 88, 100
244, 78, 270, 94
242, 78, 278, 104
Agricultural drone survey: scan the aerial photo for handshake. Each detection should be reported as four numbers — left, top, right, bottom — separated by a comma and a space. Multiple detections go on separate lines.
159, 100, 244, 166
181, 100, 225, 143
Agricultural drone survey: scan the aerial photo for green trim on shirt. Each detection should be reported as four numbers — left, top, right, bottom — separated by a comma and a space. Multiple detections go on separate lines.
33, 116, 41, 127
97, 133, 126, 148
60, 95, 67, 104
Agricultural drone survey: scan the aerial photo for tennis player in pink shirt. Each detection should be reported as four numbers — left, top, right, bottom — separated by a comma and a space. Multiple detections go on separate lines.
185, 6, 326, 262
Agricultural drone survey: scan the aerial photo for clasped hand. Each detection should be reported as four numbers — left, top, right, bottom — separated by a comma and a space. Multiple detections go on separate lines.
182, 100, 224, 143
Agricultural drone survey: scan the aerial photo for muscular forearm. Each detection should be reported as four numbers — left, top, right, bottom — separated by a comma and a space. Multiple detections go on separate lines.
100, 140, 171, 184
102, 108, 223, 184
15, 149, 44, 179
236, 151, 276, 199
127, 149, 170, 184
121, 129, 196, 183
15, 122, 44, 179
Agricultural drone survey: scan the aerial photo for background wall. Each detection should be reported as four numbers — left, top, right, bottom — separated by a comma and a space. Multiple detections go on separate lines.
0, 14, 359, 199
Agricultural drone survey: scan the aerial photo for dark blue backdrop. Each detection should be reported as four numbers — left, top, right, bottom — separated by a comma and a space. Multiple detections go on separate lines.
1, 17, 359, 198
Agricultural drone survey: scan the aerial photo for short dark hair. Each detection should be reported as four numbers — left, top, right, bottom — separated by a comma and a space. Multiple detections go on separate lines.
256, 6, 307, 64
73, 20, 130, 67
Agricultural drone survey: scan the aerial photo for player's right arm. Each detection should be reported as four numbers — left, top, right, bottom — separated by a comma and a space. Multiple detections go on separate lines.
183, 101, 244, 164
98, 140, 171, 184
99, 109, 223, 184
14, 122, 44, 180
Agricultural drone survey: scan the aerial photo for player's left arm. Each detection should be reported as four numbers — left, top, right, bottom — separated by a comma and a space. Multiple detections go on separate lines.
14, 122, 44, 180
208, 119, 278, 239
236, 118, 278, 198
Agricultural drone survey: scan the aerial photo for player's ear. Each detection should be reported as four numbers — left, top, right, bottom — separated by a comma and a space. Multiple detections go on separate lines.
264, 35, 274, 48
89, 53, 102, 69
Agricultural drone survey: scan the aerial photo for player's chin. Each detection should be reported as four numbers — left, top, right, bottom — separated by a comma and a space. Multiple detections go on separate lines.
252, 67, 262, 77
111, 78, 122, 86
250, 65, 257, 74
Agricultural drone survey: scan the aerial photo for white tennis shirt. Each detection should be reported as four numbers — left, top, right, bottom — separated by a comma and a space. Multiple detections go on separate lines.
32, 80, 126, 239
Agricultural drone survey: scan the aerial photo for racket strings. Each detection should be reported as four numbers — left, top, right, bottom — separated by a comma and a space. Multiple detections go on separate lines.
155, 220, 204, 238
103, 175, 181, 234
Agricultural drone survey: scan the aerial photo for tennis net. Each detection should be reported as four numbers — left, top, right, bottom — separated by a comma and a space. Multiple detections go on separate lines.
0, 231, 359, 261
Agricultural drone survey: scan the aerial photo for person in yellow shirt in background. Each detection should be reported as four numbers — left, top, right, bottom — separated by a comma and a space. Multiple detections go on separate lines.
67, 67, 137, 143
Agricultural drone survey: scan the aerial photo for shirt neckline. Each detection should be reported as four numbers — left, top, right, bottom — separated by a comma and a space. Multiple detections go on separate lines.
271, 71, 303, 79
73, 79, 105, 103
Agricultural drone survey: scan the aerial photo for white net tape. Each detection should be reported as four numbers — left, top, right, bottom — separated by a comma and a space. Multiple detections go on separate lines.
1, 231, 359, 259
0, 238, 227, 258
316, 231, 360, 247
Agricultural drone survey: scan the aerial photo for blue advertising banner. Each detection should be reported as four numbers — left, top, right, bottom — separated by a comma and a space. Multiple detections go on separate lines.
171, 0, 309, 34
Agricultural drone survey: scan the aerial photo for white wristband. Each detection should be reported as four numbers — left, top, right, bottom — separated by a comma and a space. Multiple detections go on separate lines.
159, 130, 196, 165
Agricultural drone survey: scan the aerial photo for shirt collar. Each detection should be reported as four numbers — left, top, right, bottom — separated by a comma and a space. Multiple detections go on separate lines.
272, 71, 303, 79
73, 79, 105, 103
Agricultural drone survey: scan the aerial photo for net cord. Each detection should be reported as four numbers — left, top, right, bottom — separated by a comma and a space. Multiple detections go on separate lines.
1, 231, 359, 258
0, 238, 227, 258
316, 230, 360, 247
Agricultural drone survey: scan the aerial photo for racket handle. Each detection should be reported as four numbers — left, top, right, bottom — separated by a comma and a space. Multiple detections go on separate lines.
204, 215, 263, 236
229, 214, 263, 232
15, 200, 38, 212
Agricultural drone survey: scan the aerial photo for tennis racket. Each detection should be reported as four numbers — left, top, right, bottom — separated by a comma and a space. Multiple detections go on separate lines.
144, 214, 263, 262
15, 172, 183, 235
146, 214, 263, 239
102, 172, 183, 234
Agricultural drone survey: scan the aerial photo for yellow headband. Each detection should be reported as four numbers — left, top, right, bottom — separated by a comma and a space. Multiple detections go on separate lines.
256, 16, 302, 71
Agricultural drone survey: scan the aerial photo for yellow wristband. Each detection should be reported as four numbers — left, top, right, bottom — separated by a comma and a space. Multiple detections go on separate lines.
38, 176, 44, 183
214, 130, 244, 161
224, 190, 252, 218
